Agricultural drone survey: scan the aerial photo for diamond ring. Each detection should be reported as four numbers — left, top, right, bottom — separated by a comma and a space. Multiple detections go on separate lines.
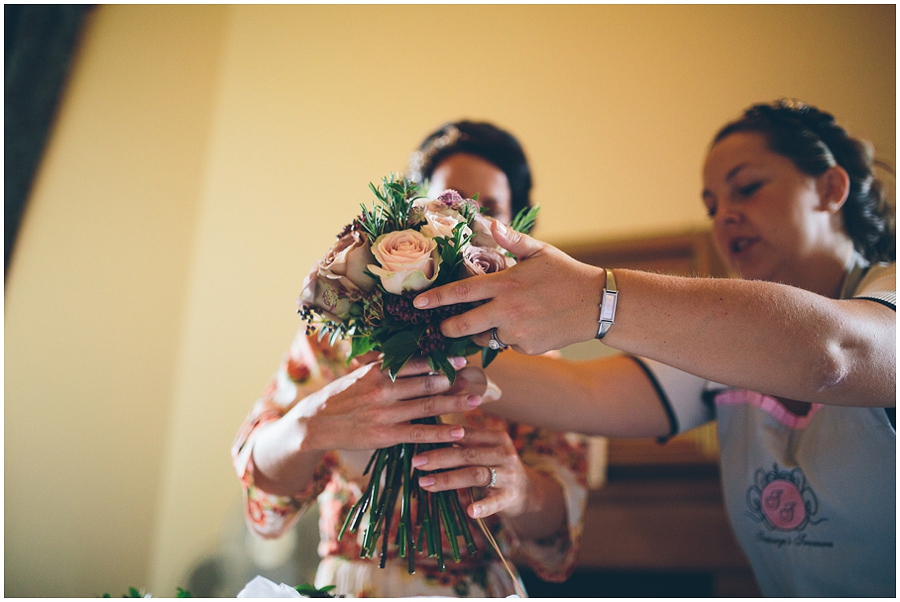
487, 466, 498, 488
488, 328, 508, 351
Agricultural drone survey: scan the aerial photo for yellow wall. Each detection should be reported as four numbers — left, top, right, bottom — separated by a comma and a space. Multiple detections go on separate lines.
5, 4, 894, 597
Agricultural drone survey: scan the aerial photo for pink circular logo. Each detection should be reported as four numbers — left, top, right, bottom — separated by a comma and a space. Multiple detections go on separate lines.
761, 481, 806, 530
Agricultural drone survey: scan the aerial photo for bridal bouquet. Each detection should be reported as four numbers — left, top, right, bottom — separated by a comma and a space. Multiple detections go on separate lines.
297, 175, 537, 574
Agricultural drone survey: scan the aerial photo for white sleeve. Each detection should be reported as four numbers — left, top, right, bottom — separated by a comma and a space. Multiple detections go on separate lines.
631, 356, 719, 436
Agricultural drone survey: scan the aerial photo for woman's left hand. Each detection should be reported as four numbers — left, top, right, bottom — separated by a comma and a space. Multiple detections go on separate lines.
412, 425, 530, 520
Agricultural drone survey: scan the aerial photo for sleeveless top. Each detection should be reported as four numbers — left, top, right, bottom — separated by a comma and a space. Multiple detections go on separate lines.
634, 254, 896, 596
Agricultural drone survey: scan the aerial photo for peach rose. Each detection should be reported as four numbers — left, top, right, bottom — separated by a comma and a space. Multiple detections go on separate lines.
368, 229, 442, 294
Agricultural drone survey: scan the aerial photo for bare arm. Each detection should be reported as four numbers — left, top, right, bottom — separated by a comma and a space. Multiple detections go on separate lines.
414, 223, 895, 408
484, 352, 672, 438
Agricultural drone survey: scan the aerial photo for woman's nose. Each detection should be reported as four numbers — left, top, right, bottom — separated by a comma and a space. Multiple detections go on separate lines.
715, 200, 743, 226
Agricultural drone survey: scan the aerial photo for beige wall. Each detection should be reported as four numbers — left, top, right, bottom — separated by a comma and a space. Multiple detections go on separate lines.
5, 4, 894, 597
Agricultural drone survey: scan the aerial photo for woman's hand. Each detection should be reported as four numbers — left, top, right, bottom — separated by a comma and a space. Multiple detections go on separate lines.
412, 221, 605, 354
410, 424, 566, 543
251, 356, 485, 496
287, 356, 483, 453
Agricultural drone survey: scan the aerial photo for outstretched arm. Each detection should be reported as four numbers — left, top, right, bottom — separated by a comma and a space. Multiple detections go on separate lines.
413, 221, 895, 408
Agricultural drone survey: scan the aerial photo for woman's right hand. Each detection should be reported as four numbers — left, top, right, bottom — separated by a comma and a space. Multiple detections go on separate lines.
285, 355, 484, 452
412, 221, 605, 354
250, 356, 485, 496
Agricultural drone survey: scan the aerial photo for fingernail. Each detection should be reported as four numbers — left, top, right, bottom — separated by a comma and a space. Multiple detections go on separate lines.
414, 295, 429, 308
470, 505, 483, 518
411, 455, 427, 468
450, 427, 465, 439
450, 356, 467, 368
419, 476, 435, 487
467, 395, 482, 408
495, 221, 508, 236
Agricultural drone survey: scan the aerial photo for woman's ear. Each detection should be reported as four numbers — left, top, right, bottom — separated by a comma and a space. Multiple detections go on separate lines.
817, 165, 850, 213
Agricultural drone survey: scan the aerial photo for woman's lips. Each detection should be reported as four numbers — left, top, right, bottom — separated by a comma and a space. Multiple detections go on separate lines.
730, 236, 759, 255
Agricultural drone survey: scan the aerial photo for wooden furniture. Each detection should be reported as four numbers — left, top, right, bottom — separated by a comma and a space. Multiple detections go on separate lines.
525, 229, 762, 597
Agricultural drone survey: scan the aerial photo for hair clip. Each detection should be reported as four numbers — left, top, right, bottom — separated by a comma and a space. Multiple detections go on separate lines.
407, 125, 466, 182
771, 98, 811, 114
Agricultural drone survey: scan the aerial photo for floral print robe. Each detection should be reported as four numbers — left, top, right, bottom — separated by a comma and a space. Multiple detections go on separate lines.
232, 329, 587, 597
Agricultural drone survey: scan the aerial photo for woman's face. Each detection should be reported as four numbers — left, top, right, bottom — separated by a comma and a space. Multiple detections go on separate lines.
702, 131, 845, 288
427, 153, 513, 224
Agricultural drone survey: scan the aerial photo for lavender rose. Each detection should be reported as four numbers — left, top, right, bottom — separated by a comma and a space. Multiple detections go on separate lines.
368, 229, 442, 294
460, 244, 514, 277
469, 213, 501, 248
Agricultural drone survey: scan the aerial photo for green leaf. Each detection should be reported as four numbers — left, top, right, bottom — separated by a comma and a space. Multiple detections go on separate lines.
348, 336, 376, 362
294, 582, 337, 598
510, 204, 540, 235
444, 335, 474, 357
430, 351, 457, 385
482, 346, 499, 368
175, 587, 192, 598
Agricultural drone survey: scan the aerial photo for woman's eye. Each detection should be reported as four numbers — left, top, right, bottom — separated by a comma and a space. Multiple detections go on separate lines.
705, 205, 717, 219
737, 182, 762, 196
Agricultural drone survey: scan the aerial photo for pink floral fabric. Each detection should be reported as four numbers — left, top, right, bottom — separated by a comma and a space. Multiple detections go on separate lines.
231, 328, 588, 597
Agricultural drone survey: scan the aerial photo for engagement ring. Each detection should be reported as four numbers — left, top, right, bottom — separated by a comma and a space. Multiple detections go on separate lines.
488, 328, 508, 351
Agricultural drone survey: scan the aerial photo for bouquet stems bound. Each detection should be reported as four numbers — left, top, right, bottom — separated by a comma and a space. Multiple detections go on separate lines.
298, 175, 538, 574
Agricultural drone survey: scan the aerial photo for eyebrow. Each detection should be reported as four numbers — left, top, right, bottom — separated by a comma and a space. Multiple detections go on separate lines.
702, 162, 752, 201
726, 162, 751, 182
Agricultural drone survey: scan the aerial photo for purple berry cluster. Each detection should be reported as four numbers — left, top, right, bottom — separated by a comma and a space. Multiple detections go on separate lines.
383, 292, 478, 353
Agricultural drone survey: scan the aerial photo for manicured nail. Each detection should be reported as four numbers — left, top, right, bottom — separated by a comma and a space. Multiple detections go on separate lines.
419, 476, 435, 487
411, 455, 428, 468
470, 505, 483, 518
495, 220, 508, 236
414, 295, 429, 308
450, 356, 467, 368
450, 427, 465, 439
467, 395, 482, 408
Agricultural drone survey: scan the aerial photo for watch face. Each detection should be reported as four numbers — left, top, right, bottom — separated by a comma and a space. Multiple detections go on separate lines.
599, 290, 617, 322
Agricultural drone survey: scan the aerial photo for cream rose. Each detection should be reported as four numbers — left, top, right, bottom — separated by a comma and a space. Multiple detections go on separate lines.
415, 199, 471, 240
368, 229, 442, 294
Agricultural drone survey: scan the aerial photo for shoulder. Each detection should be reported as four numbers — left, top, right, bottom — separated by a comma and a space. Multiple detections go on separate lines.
852, 262, 895, 310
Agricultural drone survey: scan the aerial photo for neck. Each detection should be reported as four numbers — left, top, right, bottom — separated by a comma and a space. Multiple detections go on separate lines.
794, 240, 856, 299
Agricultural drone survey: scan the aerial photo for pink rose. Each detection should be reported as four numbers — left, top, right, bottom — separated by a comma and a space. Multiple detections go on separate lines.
368, 229, 442, 294
460, 244, 513, 277
297, 230, 376, 321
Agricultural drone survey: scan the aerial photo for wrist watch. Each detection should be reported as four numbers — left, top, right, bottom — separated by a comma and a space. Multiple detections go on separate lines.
596, 268, 617, 339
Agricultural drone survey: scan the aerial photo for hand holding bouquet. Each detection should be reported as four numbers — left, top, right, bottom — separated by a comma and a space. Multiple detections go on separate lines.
297, 175, 537, 574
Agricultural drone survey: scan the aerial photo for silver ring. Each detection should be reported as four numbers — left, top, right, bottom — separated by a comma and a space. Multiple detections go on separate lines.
488, 328, 508, 351
487, 466, 497, 488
